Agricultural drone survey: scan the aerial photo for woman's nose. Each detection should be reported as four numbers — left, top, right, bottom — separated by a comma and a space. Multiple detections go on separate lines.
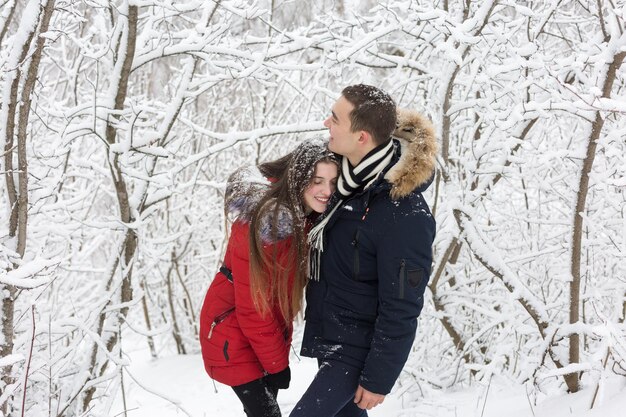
323, 117, 331, 128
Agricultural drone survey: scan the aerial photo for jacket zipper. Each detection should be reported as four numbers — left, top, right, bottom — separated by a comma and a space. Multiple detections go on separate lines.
352, 229, 360, 280
208, 307, 235, 339
399, 259, 406, 299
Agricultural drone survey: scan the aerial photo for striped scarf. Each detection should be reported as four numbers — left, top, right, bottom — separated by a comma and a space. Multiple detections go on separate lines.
308, 139, 395, 281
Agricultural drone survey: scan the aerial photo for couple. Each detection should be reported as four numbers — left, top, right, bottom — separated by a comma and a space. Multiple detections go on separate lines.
199, 84, 437, 417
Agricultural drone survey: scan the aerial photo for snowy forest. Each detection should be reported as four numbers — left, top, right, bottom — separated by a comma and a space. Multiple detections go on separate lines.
1, 0, 625, 416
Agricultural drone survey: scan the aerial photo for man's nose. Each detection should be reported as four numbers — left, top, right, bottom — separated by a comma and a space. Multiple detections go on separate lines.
323, 117, 331, 128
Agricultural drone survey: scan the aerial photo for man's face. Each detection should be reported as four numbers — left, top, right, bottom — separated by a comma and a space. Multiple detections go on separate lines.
323, 96, 361, 160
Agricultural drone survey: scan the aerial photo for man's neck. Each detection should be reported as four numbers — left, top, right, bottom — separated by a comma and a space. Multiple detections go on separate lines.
346, 145, 376, 167
347, 155, 361, 166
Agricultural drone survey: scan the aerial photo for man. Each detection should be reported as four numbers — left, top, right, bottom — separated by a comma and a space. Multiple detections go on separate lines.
290, 84, 437, 417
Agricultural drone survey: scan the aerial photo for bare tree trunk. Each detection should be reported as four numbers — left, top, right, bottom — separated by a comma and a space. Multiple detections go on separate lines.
174, 261, 197, 335
336, 0, 345, 18
1, 1, 55, 414
567, 48, 625, 393
440, 1, 496, 164
429, 239, 469, 358
140, 279, 158, 359
166, 256, 186, 354
16, 0, 54, 255
0, 289, 17, 415
128, 1, 224, 359
431, 0, 497, 366
81, 4, 138, 412
0, 0, 16, 45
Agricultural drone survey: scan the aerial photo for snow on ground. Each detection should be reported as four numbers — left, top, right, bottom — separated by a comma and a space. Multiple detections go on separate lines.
112, 346, 626, 417
112, 348, 402, 417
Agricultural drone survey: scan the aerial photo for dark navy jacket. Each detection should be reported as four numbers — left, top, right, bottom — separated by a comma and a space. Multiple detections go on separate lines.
301, 111, 437, 395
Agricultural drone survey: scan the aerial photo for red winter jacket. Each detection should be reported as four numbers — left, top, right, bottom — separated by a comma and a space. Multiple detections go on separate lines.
199, 220, 294, 386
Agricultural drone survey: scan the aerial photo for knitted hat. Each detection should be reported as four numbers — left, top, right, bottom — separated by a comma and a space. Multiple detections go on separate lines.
286, 138, 337, 215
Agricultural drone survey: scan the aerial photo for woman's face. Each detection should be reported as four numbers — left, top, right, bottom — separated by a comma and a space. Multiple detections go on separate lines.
303, 161, 338, 214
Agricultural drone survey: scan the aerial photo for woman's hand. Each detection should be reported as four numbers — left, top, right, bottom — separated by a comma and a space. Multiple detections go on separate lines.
265, 366, 291, 390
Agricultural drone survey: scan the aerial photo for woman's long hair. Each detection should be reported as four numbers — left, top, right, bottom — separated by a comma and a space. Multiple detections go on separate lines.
247, 141, 336, 322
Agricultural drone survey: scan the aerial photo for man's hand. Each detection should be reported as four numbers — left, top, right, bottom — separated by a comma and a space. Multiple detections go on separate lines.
354, 385, 385, 410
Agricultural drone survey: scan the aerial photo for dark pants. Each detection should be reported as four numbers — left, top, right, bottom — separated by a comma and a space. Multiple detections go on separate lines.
231, 376, 281, 417
289, 359, 367, 417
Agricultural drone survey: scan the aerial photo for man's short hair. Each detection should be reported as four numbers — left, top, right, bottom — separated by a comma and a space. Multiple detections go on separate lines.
341, 84, 397, 146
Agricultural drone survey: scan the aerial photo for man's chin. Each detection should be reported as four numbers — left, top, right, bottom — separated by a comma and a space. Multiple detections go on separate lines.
327, 139, 338, 154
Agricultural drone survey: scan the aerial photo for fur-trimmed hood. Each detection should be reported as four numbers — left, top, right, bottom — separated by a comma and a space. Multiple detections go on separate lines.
225, 165, 270, 221
385, 108, 438, 200
225, 166, 294, 242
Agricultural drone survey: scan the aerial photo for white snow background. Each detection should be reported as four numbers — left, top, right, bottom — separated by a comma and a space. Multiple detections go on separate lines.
1, 1, 625, 416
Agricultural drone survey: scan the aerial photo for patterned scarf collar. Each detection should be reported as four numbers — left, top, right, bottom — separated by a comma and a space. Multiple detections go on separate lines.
308, 139, 395, 281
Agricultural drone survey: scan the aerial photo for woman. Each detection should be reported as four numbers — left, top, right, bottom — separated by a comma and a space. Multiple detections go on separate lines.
200, 139, 338, 417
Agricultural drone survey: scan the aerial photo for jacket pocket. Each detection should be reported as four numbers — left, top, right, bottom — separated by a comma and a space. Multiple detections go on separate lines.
397, 258, 425, 300
207, 307, 235, 340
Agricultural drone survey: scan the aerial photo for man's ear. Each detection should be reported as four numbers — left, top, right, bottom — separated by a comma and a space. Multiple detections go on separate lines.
358, 130, 372, 144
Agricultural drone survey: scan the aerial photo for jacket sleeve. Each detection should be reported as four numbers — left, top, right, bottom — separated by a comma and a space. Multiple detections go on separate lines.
359, 198, 435, 395
230, 222, 290, 375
